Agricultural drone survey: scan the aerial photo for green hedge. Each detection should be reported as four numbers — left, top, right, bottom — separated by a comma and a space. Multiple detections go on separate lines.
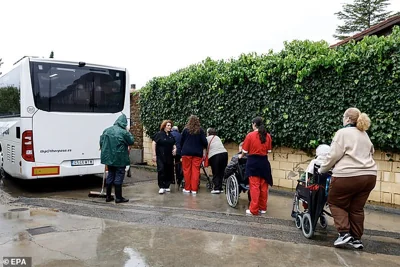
0, 86, 20, 116
139, 26, 400, 153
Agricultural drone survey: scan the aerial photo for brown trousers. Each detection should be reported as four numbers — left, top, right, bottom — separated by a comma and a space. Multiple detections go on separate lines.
327, 175, 376, 240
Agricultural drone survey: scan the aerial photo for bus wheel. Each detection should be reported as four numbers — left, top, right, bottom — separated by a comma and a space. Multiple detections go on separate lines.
0, 150, 6, 183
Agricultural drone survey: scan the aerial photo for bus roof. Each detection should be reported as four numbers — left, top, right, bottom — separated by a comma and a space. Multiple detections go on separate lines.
11, 56, 126, 72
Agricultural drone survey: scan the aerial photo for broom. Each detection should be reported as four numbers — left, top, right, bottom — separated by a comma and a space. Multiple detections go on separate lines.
88, 165, 114, 198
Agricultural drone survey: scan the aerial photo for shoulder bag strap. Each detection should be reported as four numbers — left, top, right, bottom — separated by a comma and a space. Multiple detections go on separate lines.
206, 135, 216, 156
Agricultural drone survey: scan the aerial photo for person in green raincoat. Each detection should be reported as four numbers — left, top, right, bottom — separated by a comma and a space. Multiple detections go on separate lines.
100, 114, 134, 203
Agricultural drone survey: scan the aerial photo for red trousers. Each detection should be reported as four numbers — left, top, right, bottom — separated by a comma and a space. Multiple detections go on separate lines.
182, 156, 202, 192
249, 176, 269, 215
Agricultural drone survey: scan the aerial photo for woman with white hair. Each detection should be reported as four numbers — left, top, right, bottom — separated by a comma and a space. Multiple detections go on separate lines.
319, 108, 377, 249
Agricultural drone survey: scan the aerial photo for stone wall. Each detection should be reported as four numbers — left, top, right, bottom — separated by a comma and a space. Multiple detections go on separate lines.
142, 133, 400, 205
129, 93, 143, 149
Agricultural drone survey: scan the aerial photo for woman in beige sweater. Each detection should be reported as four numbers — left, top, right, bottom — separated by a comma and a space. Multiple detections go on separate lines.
319, 108, 377, 249
206, 128, 228, 194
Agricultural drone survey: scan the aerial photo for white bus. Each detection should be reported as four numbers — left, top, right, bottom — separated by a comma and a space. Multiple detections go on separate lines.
0, 56, 131, 179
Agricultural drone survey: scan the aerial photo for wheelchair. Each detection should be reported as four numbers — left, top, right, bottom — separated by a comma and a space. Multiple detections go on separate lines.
225, 157, 250, 207
291, 164, 332, 239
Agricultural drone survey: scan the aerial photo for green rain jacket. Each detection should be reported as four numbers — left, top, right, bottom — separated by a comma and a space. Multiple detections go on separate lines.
100, 114, 134, 167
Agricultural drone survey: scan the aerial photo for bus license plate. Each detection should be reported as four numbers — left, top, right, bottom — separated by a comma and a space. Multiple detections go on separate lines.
71, 159, 94, 166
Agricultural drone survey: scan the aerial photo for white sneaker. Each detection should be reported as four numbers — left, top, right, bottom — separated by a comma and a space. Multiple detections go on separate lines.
158, 188, 165, 194
192, 191, 197, 195
211, 190, 221, 194
259, 210, 267, 214
165, 188, 171, 192
182, 189, 190, 193
246, 209, 253, 215
349, 239, 364, 249
334, 233, 353, 246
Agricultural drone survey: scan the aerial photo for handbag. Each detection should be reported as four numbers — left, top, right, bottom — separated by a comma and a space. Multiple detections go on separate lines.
204, 136, 215, 167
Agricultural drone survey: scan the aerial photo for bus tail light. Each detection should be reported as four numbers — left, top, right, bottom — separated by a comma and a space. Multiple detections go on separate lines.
22, 130, 35, 162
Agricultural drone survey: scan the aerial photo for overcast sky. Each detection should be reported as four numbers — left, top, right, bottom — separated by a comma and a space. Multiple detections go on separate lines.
1, 0, 399, 89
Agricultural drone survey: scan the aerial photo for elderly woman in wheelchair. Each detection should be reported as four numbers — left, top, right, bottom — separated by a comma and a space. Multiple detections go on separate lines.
224, 155, 250, 208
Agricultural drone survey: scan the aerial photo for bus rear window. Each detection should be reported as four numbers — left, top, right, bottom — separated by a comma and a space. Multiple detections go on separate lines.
0, 65, 21, 117
30, 62, 126, 113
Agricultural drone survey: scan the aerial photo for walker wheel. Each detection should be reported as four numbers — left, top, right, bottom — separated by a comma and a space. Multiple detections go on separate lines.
301, 213, 314, 239
295, 214, 302, 229
319, 214, 328, 229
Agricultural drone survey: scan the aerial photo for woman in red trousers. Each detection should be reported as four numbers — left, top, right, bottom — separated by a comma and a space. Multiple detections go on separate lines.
180, 115, 208, 194
239, 117, 273, 215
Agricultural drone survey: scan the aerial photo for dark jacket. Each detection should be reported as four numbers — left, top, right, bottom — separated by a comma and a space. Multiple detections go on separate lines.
170, 130, 182, 156
100, 114, 134, 167
180, 128, 208, 157
153, 130, 175, 164
224, 152, 241, 179
246, 155, 273, 186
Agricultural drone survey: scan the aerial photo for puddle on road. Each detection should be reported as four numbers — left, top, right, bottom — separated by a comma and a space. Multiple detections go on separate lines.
2, 207, 59, 220
3, 207, 30, 220
123, 247, 147, 267
30, 208, 59, 217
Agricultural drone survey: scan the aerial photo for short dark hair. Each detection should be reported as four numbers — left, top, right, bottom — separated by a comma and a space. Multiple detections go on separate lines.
207, 128, 217, 135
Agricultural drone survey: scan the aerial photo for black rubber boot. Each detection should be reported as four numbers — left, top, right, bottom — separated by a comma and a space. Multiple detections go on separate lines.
115, 185, 129, 203
106, 184, 114, 202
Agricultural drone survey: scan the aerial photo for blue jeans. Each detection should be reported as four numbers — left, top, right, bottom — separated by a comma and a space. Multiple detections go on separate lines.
106, 166, 125, 186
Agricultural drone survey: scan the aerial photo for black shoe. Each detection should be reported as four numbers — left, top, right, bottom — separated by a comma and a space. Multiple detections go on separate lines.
106, 184, 114, 202
115, 184, 129, 203
115, 197, 129, 203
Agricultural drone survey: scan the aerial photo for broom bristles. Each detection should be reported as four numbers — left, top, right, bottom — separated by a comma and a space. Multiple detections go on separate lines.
88, 191, 114, 198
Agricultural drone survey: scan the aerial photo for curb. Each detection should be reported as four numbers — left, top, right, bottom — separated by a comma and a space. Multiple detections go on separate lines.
269, 186, 400, 215
131, 165, 400, 215
131, 164, 157, 172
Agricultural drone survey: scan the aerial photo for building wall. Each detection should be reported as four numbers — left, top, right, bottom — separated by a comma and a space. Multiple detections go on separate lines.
129, 93, 143, 149
142, 134, 400, 205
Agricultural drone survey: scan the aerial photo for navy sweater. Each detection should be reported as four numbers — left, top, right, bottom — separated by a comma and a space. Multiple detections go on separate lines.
180, 128, 208, 157
170, 130, 182, 155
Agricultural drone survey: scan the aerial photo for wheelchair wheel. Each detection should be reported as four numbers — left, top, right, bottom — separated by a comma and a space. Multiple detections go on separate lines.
301, 213, 314, 239
226, 174, 239, 208
319, 214, 328, 229
295, 214, 302, 229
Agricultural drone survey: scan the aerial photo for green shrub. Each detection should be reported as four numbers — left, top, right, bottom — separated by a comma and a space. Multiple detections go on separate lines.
139, 26, 400, 152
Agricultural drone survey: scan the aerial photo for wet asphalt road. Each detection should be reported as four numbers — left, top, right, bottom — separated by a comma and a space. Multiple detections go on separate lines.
15, 196, 400, 257
1, 167, 154, 197
2, 166, 400, 257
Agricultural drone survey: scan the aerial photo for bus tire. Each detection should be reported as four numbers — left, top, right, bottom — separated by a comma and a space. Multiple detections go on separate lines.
0, 150, 9, 182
